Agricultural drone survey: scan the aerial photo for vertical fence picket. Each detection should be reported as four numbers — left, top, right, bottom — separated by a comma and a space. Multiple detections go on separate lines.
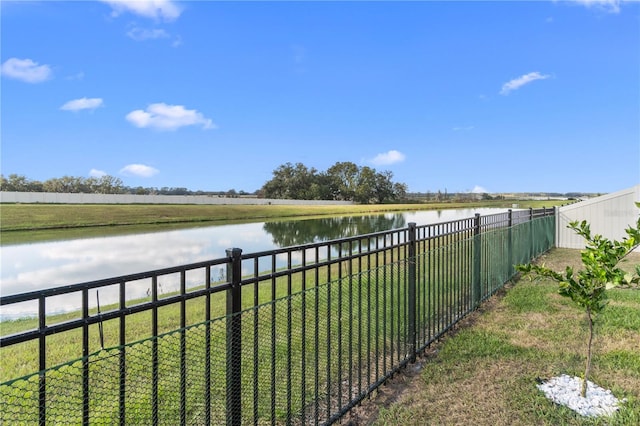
508, 210, 513, 279
286, 252, 292, 426
270, 253, 277, 425
180, 271, 187, 426
225, 248, 242, 426
407, 223, 417, 363
473, 213, 482, 309
204, 268, 211, 426
82, 288, 89, 426
119, 280, 126, 426
314, 246, 320, 425
151, 276, 159, 426
252, 258, 259, 425
300, 249, 307, 426
38, 295, 46, 426
325, 247, 332, 422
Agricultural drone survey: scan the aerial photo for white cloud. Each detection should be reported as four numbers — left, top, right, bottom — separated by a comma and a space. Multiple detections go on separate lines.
60, 97, 104, 112
126, 27, 170, 41
120, 164, 159, 178
500, 72, 550, 95
1, 58, 52, 83
89, 169, 107, 178
126, 103, 215, 131
126, 27, 181, 46
100, 0, 183, 22
567, 0, 623, 13
471, 185, 489, 194
370, 150, 406, 166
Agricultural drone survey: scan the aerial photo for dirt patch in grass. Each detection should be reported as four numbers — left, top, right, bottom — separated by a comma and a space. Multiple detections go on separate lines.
534, 248, 640, 274
598, 330, 640, 353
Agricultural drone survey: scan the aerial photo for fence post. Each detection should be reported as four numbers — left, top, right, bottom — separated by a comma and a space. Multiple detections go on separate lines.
407, 222, 417, 363
226, 248, 243, 426
472, 214, 482, 308
38, 296, 46, 426
529, 208, 534, 259
553, 206, 559, 247
508, 209, 513, 279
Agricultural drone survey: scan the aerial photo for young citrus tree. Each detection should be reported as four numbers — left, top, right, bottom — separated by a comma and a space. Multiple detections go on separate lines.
517, 208, 640, 397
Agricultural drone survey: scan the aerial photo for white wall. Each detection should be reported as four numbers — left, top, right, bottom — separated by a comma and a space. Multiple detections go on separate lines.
556, 185, 640, 251
0, 191, 353, 206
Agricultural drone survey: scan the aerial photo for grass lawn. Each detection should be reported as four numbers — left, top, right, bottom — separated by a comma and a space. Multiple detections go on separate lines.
351, 248, 640, 426
0, 200, 562, 245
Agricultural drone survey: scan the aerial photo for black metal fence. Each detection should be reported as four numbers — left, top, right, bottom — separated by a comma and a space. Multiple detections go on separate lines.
0, 208, 556, 425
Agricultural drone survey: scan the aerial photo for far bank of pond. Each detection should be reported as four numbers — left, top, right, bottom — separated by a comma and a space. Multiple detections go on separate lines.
0, 207, 553, 319
0, 200, 564, 245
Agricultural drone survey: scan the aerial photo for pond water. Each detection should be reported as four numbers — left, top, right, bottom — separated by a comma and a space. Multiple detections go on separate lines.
0, 208, 511, 319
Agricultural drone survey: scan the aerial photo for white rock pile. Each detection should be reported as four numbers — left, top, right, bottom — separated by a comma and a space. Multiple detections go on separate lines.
537, 374, 625, 418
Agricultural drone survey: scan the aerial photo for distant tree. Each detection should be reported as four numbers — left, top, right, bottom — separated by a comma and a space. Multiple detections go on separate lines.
134, 186, 150, 195
42, 176, 84, 193
354, 166, 377, 203
94, 175, 125, 194
261, 162, 321, 199
261, 161, 408, 203
309, 173, 335, 200
326, 161, 359, 201
1, 174, 42, 192
373, 170, 396, 203
261, 163, 295, 199
392, 182, 408, 201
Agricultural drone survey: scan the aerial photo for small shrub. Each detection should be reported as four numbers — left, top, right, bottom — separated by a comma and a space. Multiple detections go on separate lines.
517, 206, 640, 397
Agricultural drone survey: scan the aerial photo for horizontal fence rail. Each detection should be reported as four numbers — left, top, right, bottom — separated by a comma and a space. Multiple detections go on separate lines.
0, 208, 556, 425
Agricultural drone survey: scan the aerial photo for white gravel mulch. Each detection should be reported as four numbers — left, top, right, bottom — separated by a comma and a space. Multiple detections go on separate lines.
537, 374, 625, 418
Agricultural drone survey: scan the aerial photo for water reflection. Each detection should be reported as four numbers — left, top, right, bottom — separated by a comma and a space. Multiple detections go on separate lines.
263, 213, 406, 247
1, 223, 270, 298
0, 208, 511, 319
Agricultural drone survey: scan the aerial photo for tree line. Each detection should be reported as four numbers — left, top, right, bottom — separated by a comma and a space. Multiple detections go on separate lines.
0, 174, 248, 197
259, 162, 407, 204
1, 161, 408, 204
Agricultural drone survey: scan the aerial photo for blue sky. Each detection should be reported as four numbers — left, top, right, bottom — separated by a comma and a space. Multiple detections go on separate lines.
1, 0, 639, 194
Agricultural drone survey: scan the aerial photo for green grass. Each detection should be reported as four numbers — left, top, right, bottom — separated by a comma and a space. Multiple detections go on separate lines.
0, 199, 562, 245
0, 215, 560, 423
0, 263, 410, 423
372, 248, 640, 426
0, 236, 483, 424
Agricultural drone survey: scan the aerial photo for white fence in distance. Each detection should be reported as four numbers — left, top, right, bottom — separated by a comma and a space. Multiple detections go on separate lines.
556, 185, 640, 252
0, 191, 353, 206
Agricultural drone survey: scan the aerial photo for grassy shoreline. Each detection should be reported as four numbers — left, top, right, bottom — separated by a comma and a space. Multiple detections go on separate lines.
1, 200, 561, 245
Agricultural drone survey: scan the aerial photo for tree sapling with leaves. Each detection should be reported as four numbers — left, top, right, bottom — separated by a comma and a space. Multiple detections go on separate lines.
517, 208, 640, 397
